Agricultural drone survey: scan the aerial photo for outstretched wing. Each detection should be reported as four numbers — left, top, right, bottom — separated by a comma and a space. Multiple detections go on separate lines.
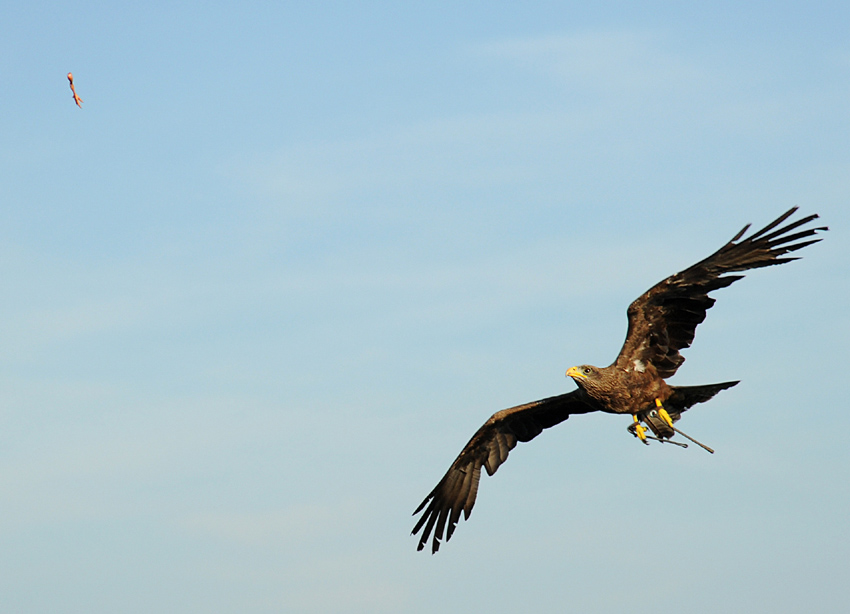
616, 207, 827, 378
412, 390, 598, 553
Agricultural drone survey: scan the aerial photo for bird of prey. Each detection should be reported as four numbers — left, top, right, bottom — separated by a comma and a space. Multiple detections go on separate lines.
67, 72, 83, 108
412, 207, 826, 553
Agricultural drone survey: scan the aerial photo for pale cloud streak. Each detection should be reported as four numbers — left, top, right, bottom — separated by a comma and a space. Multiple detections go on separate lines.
233, 30, 849, 224
473, 30, 708, 96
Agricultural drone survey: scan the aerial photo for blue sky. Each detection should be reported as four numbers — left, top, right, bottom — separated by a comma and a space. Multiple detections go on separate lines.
1, 2, 848, 612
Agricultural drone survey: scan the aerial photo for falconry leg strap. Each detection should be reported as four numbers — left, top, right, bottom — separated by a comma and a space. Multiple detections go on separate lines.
627, 413, 687, 447
627, 399, 715, 453
652, 399, 716, 454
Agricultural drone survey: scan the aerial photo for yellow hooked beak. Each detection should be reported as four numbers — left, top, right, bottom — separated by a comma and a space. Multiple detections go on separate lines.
566, 366, 587, 380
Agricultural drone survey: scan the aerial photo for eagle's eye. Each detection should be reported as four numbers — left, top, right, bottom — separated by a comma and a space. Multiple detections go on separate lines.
583, 367, 592, 375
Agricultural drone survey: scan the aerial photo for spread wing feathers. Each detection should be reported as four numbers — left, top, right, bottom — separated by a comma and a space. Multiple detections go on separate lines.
411, 390, 597, 553
616, 207, 827, 378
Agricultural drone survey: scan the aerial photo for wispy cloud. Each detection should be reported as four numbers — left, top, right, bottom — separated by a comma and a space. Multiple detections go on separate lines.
473, 30, 709, 96
231, 30, 849, 227
229, 109, 594, 209
180, 502, 360, 547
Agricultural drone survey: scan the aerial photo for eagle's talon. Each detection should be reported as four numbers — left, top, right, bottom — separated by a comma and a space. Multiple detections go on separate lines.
631, 415, 649, 444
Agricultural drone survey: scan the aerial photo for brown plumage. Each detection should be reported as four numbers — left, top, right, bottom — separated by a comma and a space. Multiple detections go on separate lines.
412, 207, 826, 553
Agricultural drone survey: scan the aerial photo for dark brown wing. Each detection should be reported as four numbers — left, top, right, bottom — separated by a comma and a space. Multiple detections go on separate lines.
615, 207, 827, 378
412, 391, 598, 553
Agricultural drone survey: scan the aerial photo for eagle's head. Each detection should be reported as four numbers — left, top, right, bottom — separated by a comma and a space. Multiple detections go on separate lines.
566, 365, 601, 386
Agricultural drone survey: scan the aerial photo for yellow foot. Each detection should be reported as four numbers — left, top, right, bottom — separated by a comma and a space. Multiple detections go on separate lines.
655, 399, 674, 428
632, 414, 648, 444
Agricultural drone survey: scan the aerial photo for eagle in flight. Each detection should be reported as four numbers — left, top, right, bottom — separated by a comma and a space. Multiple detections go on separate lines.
412, 207, 826, 553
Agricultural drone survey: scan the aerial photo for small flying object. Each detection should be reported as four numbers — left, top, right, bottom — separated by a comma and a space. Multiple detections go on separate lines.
67, 72, 83, 108
412, 207, 826, 553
